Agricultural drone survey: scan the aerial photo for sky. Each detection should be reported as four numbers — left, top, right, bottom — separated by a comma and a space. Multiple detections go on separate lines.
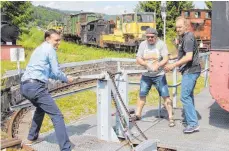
32, 1, 206, 15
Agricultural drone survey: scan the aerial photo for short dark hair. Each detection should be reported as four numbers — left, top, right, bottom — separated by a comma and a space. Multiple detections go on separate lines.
44, 29, 60, 40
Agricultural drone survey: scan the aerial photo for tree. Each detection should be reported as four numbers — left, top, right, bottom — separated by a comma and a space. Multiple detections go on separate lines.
0, 1, 33, 29
137, 1, 194, 39
205, 1, 212, 9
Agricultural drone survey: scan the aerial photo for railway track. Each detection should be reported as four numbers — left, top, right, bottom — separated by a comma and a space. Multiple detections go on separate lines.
1, 75, 176, 151
1, 78, 97, 150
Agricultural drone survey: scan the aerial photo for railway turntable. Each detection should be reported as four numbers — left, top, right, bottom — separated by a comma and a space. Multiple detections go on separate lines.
23, 87, 229, 151
4, 70, 228, 151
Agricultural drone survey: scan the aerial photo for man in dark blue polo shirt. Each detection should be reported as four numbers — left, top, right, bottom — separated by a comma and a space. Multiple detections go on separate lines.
165, 16, 201, 134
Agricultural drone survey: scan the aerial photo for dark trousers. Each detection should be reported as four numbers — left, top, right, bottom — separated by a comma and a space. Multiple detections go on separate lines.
20, 81, 71, 151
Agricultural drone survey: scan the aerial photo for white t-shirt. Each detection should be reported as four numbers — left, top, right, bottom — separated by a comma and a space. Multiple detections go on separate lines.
136, 39, 168, 77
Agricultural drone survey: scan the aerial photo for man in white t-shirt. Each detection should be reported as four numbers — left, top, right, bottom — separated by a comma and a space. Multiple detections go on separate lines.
133, 28, 174, 127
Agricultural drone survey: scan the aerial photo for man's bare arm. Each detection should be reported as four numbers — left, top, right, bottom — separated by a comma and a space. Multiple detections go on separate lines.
169, 54, 178, 60
158, 55, 169, 67
136, 57, 148, 67
174, 52, 193, 67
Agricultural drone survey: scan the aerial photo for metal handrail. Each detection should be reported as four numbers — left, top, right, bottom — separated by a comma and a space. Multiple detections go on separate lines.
8, 53, 210, 111
125, 52, 210, 108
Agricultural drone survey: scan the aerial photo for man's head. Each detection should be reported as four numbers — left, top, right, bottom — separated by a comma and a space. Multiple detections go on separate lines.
145, 28, 158, 45
176, 16, 189, 36
45, 29, 61, 50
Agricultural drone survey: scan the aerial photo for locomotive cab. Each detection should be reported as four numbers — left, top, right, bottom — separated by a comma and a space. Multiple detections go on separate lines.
101, 12, 156, 51
121, 12, 156, 40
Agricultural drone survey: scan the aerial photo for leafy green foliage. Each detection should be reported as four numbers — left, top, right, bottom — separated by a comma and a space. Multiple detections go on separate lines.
205, 1, 212, 9
137, 1, 194, 38
0, 1, 33, 29
31, 6, 66, 28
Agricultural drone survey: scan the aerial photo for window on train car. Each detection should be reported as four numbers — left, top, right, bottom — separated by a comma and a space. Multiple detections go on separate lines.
141, 26, 150, 31
184, 11, 190, 18
123, 14, 134, 23
205, 12, 211, 19
137, 14, 154, 23
195, 12, 201, 18
87, 24, 95, 31
137, 15, 143, 22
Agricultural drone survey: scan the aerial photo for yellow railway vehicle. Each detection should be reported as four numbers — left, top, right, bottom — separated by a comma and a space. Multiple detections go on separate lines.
101, 12, 156, 52
47, 20, 64, 33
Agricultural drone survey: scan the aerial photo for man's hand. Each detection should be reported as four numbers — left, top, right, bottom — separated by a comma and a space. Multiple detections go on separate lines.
147, 62, 160, 72
67, 76, 74, 83
164, 63, 176, 72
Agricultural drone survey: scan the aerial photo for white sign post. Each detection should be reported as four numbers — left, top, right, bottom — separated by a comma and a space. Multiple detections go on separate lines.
10, 48, 25, 76
161, 1, 167, 42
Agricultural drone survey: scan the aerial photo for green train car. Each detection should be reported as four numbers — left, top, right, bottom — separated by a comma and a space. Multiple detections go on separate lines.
63, 12, 102, 43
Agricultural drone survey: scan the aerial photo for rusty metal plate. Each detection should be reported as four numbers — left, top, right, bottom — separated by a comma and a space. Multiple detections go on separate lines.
209, 51, 229, 112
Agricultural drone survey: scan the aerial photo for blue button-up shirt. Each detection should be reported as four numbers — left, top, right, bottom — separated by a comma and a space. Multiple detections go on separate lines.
21, 42, 68, 83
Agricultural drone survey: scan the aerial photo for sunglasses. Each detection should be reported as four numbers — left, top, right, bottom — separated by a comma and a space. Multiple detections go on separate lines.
146, 36, 156, 39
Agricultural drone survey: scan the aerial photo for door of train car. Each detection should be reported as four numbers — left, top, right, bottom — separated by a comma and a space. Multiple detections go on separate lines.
210, 1, 229, 112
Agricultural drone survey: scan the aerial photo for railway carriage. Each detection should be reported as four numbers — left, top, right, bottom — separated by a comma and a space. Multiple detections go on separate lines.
181, 9, 211, 51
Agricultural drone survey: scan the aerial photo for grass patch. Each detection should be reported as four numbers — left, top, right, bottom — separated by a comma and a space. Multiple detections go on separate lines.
40, 91, 97, 133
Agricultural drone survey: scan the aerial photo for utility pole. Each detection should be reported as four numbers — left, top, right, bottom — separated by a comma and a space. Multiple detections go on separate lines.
161, 1, 167, 42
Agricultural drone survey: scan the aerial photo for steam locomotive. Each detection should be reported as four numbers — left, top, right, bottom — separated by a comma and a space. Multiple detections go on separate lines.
209, 1, 229, 112
1, 13, 20, 45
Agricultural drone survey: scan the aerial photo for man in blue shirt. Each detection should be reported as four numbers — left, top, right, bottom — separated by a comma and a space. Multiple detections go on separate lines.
21, 29, 73, 151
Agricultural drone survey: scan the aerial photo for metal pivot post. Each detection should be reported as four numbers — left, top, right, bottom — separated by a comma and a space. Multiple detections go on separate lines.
158, 96, 162, 118
97, 73, 119, 142
172, 67, 178, 108
114, 71, 129, 138
161, 1, 167, 42
16, 48, 21, 77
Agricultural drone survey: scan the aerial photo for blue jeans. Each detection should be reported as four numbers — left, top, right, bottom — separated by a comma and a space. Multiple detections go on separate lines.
139, 75, 169, 97
20, 81, 71, 151
181, 72, 200, 127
